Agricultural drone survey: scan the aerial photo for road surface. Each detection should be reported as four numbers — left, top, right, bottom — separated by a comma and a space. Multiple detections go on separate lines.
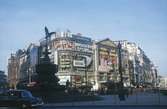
2, 105, 167, 109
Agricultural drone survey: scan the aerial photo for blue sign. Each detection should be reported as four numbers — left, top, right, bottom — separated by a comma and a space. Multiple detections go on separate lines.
72, 34, 92, 44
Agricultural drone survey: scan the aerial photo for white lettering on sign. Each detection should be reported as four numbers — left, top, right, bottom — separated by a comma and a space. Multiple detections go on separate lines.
73, 60, 85, 67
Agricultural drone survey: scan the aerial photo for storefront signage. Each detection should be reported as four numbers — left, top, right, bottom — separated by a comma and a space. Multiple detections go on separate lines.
75, 43, 93, 53
58, 76, 71, 85
73, 60, 85, 67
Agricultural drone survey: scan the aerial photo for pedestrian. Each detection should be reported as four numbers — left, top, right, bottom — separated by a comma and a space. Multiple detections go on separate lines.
118, 89, 125, 101
125, 89, 129, 98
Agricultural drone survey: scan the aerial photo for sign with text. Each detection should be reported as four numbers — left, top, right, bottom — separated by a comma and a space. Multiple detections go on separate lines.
73, 60, 85, 67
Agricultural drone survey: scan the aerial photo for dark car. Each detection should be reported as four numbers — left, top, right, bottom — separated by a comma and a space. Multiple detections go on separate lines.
0, 89, 43, 108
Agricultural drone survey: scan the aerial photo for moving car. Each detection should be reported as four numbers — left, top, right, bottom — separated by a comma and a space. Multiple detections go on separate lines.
0, 89, 43, 108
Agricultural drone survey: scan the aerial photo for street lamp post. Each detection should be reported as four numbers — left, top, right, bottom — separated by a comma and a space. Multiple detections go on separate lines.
117, 41, 126, 101
84, 57, 88, 87
118, 42, 123, 89
113, 40, 126, 89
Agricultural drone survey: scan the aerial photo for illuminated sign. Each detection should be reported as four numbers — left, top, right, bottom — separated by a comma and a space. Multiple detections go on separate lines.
98, 46, 117, 72
73, 60, 85, 67
51, 40, 75, 50
73, 55, 92, 67
54, 51, 58, 65
50, 37, 93, 53
58, 76, 71, 85
75, 43, 93, 53
72, 34, 92, 43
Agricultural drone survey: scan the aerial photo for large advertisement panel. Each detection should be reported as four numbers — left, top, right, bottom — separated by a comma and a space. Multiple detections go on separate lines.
75, 43, 93, 53
73, 53, 94, 72
58, 76, 71, 85
73, 60, 85, 67
51, 40, 75, 50
51, 36, 94, 73
51, 39, 92, 53
58, 51, 94, 73
58, 52, 72, 72
98, 47, 117, 72
72, 34, 92, 44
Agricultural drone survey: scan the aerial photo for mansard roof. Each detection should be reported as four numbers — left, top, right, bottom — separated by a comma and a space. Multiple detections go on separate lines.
96, 38, 116, 47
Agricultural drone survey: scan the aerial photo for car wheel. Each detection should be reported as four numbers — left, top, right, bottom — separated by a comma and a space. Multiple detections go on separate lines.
21, 103, 28, 109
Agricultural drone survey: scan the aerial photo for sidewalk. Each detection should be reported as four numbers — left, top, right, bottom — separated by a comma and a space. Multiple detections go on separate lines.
45, 92, 167, 106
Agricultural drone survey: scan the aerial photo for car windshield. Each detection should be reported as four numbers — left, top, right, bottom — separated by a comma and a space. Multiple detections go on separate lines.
22, 91, 33, 98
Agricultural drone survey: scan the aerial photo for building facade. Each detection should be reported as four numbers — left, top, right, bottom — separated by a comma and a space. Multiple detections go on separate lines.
8, 54, 17, 88
159, 76, 167, 89
7, 29, 158, 90
95, 39, 118, 89
0, 70, 7, 90
46, 33, 95, 87
7, 44, 39, 88
120, 41, 158, 87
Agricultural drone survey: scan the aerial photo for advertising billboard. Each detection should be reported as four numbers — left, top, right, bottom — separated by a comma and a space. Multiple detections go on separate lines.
72, 34, 92, 44
54, 50, 58, 65
58, 52, 72, 72
73, 60, 85, 67
53, 40, 75, 50
73, 53, 94, 72
58, 76, 71, 85
98, 47, 117, 72
75, 43, 93, 53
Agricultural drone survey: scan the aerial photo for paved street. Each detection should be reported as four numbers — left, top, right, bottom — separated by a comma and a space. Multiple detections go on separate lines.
2, 92, 167, 109
3, 106, 167, 109
45, 92, 167, 106
42, 105, 167, 109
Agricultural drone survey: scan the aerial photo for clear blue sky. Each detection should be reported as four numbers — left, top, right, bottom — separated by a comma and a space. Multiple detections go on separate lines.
0, 0, 167, 76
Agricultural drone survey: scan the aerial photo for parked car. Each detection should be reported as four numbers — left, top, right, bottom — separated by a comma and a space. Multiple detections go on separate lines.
0, 89, 43, 108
